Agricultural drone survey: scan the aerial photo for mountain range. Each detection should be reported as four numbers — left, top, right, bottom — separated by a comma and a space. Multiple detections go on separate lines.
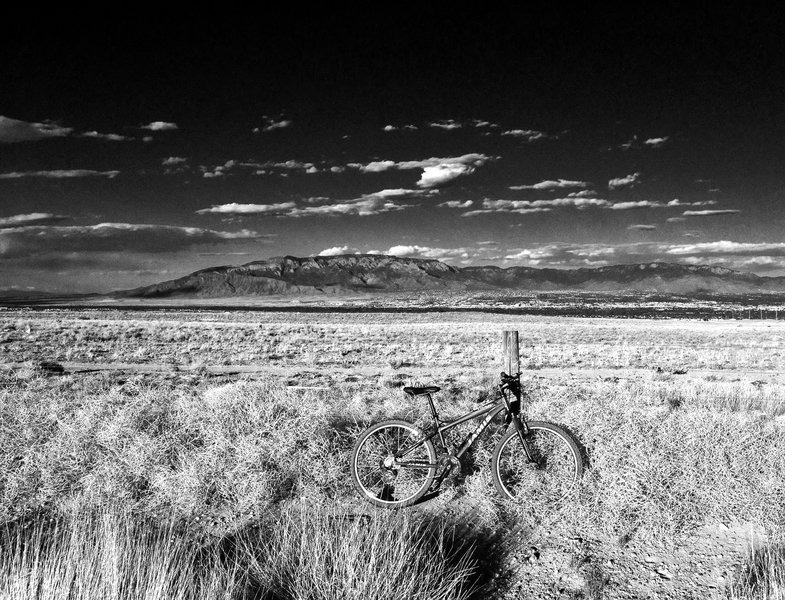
113, 255, 785, 298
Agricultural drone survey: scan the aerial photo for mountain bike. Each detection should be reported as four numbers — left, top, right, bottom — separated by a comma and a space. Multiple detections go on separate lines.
350, 372, 583, 509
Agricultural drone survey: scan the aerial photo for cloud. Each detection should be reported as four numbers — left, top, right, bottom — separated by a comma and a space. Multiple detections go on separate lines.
471, 119, 499, 128
501, 129, 548, 141
286, 188, 432, 217
318, 246, 359, 256
662, 241, 785, 256
0, 169, 120, 179
412, 155, 491, 188
418, 163, 476, 188
80, 131, 131, 141
141, 121, 178, 131
383, 245, 472, 260
162, 156, 189, 174
644, 137, 669, 147
683, 209, 741, 216
253, 116, 292, 133
0, 213, 70, 228
356, 160, 397, 173
618, 136, 669, 150
0, 223, 262, 258
384, 124, 418, 131
196, 202, 297, 215
0, 116, 73, 143
608, 172, 642, 189
510, 179, 590, 190
429, 119, 462, 130
463, 197, 610, 216
438, 200, 474, 209
349, 154, 492, 189
501, 240, 785, 272
460, 195, 731, 216
609, 200, 665, 210
628, 224, 657, 230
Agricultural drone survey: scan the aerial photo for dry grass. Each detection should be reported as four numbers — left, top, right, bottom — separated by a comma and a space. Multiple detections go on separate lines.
728, 541, 785, 599
4, 309, 785, 372
0, 503, 476, 600
2, 309, 785, 597
1, 368, 783, 545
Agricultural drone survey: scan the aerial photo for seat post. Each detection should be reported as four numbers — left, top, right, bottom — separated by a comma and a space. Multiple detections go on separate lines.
424, 393, 447, 447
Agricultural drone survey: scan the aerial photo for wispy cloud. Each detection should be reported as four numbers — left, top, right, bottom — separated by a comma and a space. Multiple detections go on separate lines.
383, 124, 418, 131
196, 202, 297, 215
317, 246, 359, 256
196, 159, 321, 178
510, 179, 590, 190
0, 169, 120, 179
365, 244, 503, 264
608, 172, 642, 190
501, 129, 549, 141
0, 115, 73, 143
438, 200, 474, 209
461, 195, 734, 216
0, 213, 70, 228
141, 121, 178, 131
161, 156, 189, 174
618, 135, 669, 150
80, 131, 131, 141
609, 200, 663, 210
502, 240, 785, 271
0, 223, 262, 258
628, 224, 657, 230
682, 209, 741, 216
462, 197, 608, 216
428, 119, 462, 130
287, 188, 433, 217
253, 116, 292, 133
644, 136, 669, 147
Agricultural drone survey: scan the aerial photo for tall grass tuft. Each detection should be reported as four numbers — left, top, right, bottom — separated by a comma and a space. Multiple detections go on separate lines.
0, 503, 478, 600
238, 503, 478, 600
728, 543, 785, 600
0, 507, 238, 600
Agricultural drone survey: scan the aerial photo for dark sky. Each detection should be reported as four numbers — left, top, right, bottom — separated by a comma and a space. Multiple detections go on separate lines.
2, 8, 785, 292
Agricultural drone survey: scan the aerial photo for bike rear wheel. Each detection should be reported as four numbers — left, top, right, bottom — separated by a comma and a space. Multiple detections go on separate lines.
351, 419, 437, 509
492, 420, 583, 503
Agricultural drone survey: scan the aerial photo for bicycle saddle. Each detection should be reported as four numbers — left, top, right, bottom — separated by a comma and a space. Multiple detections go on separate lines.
403, 386, 440, 396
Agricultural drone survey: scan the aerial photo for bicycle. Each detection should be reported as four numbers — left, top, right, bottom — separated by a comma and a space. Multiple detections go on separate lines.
350, 372, 584, 509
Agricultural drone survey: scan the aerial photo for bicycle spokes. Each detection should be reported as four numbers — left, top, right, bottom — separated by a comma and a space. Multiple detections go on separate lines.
493, 423, 582, 503
352, 423, 435, 506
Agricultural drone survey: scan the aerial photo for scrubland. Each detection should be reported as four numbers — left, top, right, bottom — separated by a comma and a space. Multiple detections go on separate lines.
1, 308, 785, 598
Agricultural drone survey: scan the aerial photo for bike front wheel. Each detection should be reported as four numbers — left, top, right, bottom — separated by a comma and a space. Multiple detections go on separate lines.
350, 419, 437, 509
492, 420, 583, 503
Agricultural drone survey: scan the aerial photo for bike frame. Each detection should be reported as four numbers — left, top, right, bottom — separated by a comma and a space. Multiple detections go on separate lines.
399, 376, 534, 469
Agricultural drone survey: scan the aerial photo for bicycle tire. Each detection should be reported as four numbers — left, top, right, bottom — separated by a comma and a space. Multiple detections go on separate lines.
351, 419, 437, 509
491, 420, 583, 503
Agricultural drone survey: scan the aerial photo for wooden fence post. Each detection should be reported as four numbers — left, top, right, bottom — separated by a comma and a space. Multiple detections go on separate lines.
502, 330, 520, 375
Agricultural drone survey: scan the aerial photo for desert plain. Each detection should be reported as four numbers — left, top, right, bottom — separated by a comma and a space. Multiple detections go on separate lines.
1, 305, 784, 599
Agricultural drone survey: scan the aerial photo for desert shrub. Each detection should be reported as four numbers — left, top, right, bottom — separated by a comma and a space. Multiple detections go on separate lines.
238, 503, 477, 600
0, 375, 349, 532
517, 380, 785, 541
